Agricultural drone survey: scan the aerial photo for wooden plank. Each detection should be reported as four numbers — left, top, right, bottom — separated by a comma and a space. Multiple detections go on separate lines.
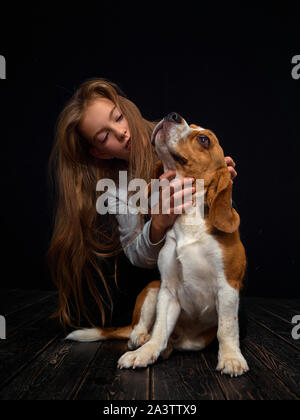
5, 294, 59, 338
0, 338, 102, 400
246, 298, 300, 312
245, 301, 300, 351
0, 316, 62, 391
1, 294, 298, 400
202, 340, 265, 400
244, 318, 300, 398
151, 348, 225, 400
203, 337, 297, 400
0, 289, 57, 316
282, 301, 300, 315
73, 340, 149, 400
246, 298, 300, 321
241, 347, 297, 400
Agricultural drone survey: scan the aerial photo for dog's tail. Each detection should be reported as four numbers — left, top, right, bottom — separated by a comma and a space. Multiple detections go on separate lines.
65, 325, 132, 342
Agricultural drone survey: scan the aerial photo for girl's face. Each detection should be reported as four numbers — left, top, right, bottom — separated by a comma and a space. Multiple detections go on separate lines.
79, 98, 131, 161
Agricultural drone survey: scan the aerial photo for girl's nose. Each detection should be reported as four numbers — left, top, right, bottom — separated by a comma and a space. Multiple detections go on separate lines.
118, 128, 127, 141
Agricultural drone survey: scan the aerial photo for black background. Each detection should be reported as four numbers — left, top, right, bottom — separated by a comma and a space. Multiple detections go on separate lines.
0, 3, 299, 300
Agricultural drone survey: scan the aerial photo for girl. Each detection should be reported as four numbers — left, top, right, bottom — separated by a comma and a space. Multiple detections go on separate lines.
47, 78, 237, 331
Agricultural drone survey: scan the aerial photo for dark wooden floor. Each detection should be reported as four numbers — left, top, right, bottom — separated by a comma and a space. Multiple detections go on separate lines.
0, 290, 299, 400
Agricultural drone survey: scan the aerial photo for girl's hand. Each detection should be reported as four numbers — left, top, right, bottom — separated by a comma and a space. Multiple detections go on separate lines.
149, 170, 195, 243
225, 156, 237, 182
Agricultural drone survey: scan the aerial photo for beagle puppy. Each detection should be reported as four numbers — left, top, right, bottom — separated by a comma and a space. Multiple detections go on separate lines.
67, 113, 249, 377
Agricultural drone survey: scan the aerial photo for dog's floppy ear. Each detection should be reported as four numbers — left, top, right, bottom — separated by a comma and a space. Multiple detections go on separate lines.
207, 168, 240, 233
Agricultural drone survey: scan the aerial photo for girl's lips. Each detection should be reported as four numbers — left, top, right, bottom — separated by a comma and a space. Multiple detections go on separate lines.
126, 138, 131, 149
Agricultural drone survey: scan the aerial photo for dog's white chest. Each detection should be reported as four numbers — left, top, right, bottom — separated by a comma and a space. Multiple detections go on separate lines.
162, 211, 225, 323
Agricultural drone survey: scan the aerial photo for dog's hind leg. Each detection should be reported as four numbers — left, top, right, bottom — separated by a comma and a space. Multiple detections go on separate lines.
66, 281, 160, 344
128, 281, 160, 350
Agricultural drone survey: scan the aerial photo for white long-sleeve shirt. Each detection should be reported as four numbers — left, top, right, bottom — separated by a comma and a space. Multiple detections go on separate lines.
105, 183, 166, 269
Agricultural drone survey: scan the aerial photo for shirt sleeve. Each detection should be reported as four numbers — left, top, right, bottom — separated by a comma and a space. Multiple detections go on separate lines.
106, 185, 166, 269
116, 213, 166, 268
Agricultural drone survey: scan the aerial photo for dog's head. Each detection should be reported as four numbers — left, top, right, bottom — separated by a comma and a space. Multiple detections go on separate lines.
151, 113, 240, 233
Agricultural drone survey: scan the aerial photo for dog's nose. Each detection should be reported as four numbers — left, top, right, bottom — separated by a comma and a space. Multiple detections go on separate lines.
166, 112, 182, 124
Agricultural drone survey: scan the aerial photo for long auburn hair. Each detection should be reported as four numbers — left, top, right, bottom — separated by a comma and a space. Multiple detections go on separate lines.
46, 78, 158, 329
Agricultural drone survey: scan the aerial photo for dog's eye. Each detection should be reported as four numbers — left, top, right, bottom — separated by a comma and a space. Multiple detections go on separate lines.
197, 134, 210, 149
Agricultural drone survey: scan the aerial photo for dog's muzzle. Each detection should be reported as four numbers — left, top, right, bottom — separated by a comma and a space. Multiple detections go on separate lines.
151, 112, 183, 145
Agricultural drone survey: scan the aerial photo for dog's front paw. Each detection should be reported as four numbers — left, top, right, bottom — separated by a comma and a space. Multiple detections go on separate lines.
118, 342, 160, 369
217, 352, 249, 377
128, 327, 151, 350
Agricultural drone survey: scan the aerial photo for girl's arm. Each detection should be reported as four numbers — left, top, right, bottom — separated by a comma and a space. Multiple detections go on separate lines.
105, 186, 167, 269
116, 212, 166, 268
114, 174, 194, 268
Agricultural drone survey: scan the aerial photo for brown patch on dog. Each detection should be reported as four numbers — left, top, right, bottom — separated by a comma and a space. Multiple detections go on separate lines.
97, 325, 133, 340
206, 168, 240, 234
96, 281, 161, 340
131, 281, 161, 327
205, 219, 246, 291
218, 232, 246, 291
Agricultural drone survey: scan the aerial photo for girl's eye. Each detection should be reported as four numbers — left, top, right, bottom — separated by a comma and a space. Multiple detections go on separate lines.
116, 114, 123, 122
197, 134, 210, 149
